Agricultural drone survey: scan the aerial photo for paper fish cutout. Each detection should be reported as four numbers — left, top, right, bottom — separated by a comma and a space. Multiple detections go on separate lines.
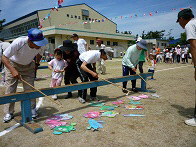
84, 111, 101, 118
122, 114, 145, 117
125, 105, 143, 110
45, 119, 67, 129
89, 102, 105, 107
112, 100, 125, 105
100, 106, 118, 110
87, 119, 103, 131
101, 111, 119, 118
138, 94, 149, 99
54, 125, 76, 133
129, 100, 142, 105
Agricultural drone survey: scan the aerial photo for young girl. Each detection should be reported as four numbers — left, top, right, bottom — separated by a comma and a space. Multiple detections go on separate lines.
165, 49, 170, 63
48, 49, 68, 99
181, 51, 185, 64
170, 51, 173, 64
148, 54, 156, 80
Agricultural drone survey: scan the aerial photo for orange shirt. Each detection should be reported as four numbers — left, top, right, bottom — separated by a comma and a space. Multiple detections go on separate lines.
156, 48, 160, 55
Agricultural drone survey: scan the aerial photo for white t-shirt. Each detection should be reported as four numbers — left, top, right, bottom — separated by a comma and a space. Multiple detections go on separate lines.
3, 36, 45, 65
170, 53, 173, 59
184, 47, 189, 54
166, 52, 170, 58
96, 44, 106, 50
48, 59, 68, 79
181, 53, 185, 58
148, 60, 156, 70
74, 38, 87, 54
0, 42, 10, 63
185, 18, 196, 41
79, 50, 102, 64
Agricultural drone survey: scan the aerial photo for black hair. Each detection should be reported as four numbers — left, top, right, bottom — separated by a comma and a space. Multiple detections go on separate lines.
99, 49, 106, 55
0, 38, 4, 42
54, 49, 62, 56
182, 13, 194, 20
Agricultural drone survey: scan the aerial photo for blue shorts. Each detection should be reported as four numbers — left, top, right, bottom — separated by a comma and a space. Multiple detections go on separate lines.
148, 69, 154, 73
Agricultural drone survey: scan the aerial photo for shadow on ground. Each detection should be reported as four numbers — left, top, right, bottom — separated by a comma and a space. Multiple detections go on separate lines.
171, 104, 195, 118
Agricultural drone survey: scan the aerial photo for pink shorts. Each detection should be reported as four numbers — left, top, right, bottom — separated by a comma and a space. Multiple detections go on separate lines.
50, 77, 63, 87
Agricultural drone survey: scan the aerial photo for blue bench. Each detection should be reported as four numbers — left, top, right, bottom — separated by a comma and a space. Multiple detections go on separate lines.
0, 73, 155, 133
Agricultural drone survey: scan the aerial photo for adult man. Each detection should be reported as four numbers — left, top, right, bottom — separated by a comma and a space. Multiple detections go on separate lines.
0, 39, 10, 85
76, 48, 114, 103
96, 39, 106, 74
59, 40, 81, 99
72, 33, 88, 54
184, 45, 189, 63
122, 39, 148, 93
177, 8, 196, 126
2, 28, 48, 122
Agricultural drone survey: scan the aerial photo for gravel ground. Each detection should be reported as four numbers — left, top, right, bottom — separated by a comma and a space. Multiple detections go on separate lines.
0, 59, 196, 147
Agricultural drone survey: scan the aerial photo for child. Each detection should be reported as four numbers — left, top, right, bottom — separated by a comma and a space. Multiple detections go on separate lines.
148, 54, 156, 80
48, 49, 68, 100
181, 51, 185, 64
170, 51, 173, 64
165, 49, 170, 63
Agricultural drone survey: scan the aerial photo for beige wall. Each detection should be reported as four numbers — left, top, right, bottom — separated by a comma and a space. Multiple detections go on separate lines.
38, 4, 117, 34
44, 34, 129, 54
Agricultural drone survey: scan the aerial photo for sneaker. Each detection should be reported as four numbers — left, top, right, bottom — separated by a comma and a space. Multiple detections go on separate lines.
185, 118, 196, 126
132, 88, 138, 93
122, 89, 128, 93
32, 109, 38, 119
3, 113, 13, 123
52, 94, 57, 100
78, 97, 86, 104
90, 97, 100, 101
65, 92, 72, 99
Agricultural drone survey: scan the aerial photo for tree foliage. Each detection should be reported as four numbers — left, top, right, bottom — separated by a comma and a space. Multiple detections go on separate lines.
141, 30, 165, 39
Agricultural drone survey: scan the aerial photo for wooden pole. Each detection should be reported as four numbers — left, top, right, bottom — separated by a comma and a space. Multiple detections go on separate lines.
20, 78, 63, 108
99, 77, 132, 95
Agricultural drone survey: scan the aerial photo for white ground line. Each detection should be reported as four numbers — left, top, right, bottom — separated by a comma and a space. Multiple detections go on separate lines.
0, 123, 20, 137
155, 65, 192, 72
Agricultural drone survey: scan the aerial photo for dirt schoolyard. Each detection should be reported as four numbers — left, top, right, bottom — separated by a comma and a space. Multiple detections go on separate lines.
0, 58, 196, 147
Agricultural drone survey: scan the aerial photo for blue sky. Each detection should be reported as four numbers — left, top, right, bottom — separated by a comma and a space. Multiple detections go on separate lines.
0, 0, 196, 39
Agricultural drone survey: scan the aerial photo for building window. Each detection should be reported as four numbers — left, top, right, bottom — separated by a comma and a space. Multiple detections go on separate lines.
157, 42, 159, 46
90, 40, 94, 45
107, 41, 110, 46
67, 14, 69, 17
71, 15, 73, 18
161, 43, 167, 46
78, 16, 81, 19
113, 42, 118, 46
48, 37, 55, 44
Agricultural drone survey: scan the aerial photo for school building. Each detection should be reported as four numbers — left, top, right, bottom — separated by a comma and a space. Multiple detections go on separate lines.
144, 39, 170, 52
0, 3, 134, 57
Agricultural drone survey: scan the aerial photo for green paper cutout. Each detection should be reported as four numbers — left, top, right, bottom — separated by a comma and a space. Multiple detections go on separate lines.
54, 125, 75, 133
89, 102, 105, 107
71, 123, 77, 126
100, 105, 118, 110
86, 126, 91, 130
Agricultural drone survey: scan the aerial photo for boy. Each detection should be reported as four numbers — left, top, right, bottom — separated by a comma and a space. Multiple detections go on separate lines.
181, 51, 185, 64
122, 39, 147, 93
76, 49, 113, 103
